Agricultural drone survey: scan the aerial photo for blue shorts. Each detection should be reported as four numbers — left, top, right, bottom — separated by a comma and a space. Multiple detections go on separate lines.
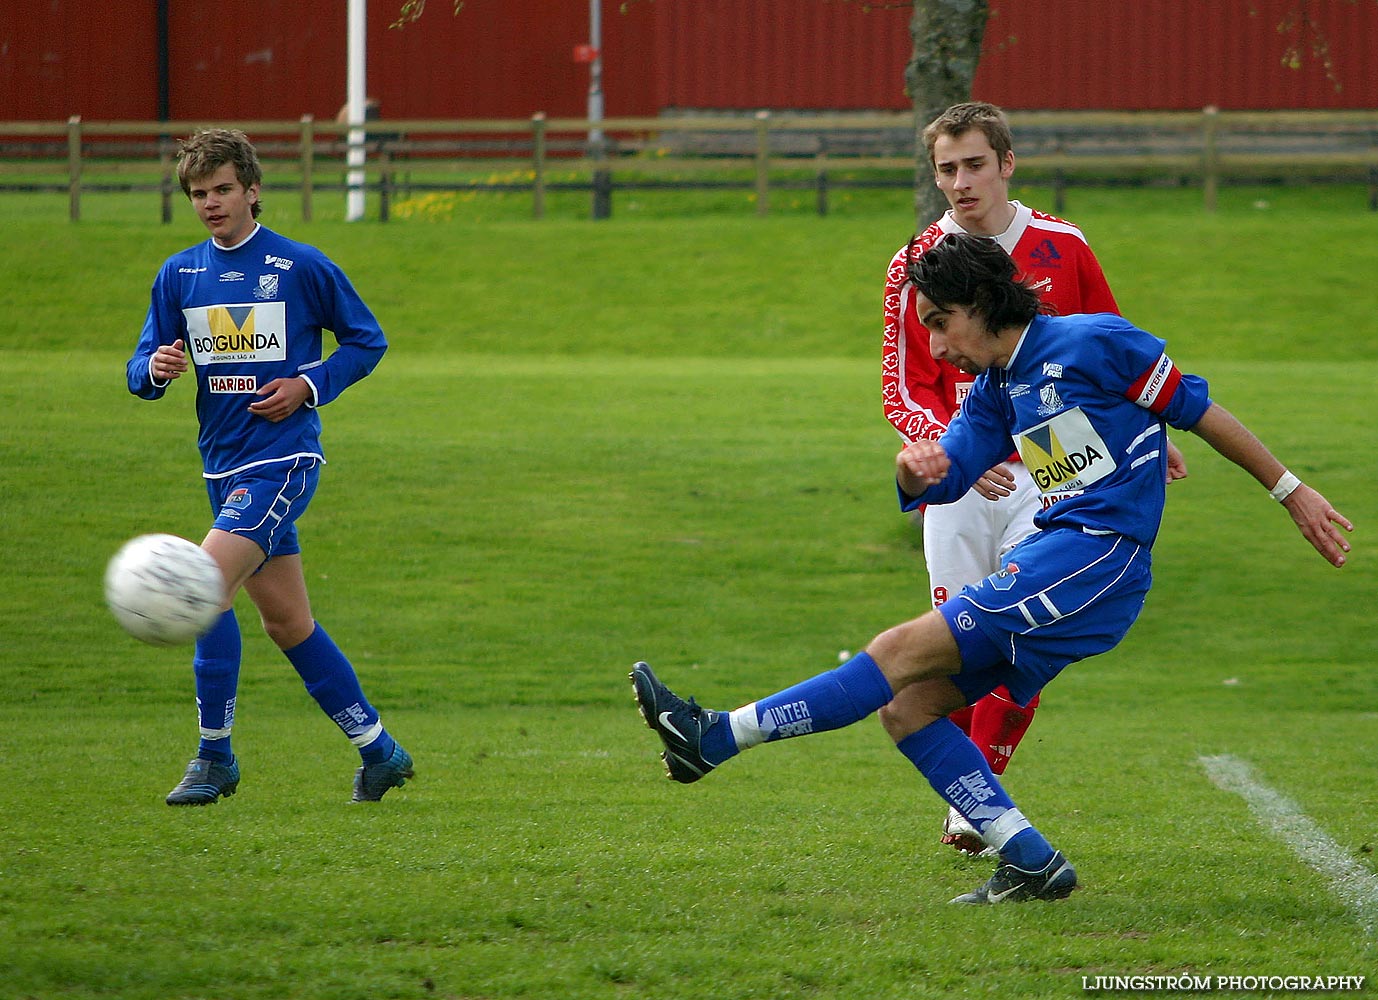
205, 457, 320, 561
938, 527, 1152, 707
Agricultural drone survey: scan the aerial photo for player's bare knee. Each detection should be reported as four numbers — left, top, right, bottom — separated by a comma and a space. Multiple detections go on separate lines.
878, 702, 911, 742
877, 701, 896, 731
260, 613, 313, 650
878, 695, 937, 742
866, 622, 922, 679
867, 619, 959, 692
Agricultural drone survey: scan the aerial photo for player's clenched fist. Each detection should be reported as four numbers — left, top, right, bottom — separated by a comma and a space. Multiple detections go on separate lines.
897, 438, 951, 496
152, 339, 189, 381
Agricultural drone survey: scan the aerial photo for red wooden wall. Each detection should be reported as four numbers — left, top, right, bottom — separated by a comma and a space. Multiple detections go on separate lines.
976, 0, 1378, 111
650, 2, 914, 111
1, 3, 161, 119
3, 1, 1375, 122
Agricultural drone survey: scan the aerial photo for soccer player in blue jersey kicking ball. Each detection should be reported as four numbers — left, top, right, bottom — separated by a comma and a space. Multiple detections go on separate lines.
127, 128, 413, 805
632, 234, 1352, 903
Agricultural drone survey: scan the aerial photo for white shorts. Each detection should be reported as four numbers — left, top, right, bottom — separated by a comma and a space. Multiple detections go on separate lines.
921, 460, 1041, 609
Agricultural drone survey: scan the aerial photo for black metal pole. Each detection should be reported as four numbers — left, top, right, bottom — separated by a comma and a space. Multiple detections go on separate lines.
156, 0, 170, 122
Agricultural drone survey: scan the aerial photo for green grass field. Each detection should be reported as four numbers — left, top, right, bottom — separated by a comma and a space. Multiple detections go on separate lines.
1, 183, 1375, 999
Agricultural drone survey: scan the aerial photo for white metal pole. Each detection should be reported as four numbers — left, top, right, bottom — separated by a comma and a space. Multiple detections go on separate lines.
346, 0, 367, 221
588, 0, 603, 148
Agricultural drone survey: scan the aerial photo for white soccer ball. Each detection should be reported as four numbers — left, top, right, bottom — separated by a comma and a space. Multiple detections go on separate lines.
104, 533, 224, 646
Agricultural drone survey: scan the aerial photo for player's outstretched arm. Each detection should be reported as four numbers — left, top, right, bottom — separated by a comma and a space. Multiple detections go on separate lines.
1189, 403, 1353, 568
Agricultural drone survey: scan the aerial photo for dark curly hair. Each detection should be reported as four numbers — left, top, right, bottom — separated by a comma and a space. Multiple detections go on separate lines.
906, 234, 1042, 332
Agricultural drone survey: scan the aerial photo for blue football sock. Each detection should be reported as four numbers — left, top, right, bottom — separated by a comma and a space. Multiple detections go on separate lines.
359, 731, 397, 766
284, 623, 390, 762
193, 609, 241, 764
896, 717, 1054, 871
709, 652, 895, 761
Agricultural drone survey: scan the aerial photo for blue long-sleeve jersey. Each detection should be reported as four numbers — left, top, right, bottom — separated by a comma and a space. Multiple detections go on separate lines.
902, 312, 1213, 548
127, 225, 386, 478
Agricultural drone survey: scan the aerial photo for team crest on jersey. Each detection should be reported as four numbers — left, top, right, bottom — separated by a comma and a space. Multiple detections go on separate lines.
1037, 382, 1064, 416
254, 274, 279, 300
1018, 407, 1114, 494
183, 301, 287, 365
989, 561, 1021, 591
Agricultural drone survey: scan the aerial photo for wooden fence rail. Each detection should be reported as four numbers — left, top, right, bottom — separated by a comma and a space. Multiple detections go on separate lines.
2, 109, 1376, 221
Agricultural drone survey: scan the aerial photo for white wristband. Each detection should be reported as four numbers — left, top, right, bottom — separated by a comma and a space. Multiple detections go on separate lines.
1268, 470, 1301, 503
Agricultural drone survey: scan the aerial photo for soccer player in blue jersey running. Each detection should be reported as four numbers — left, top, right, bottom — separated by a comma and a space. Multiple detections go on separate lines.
127, 128, 413, 806
632, 234, 1352, 903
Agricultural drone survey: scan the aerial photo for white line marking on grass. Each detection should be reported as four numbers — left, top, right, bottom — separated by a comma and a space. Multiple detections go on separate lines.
1200, 753, 1378, 935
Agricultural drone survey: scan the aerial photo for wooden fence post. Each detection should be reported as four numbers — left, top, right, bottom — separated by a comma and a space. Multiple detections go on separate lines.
1052, 132, 1066, 214
379, 148, 392, 222
754, 110, 770, 217
67, 116, 82, 222
591, 125, 612, 220
532, 112, 546, 220
814, 133, 829, 216
300, 115, 315, 223
159, 136, 174, 223
1202, 105, 1219, 213
1369, 128, 1377, 212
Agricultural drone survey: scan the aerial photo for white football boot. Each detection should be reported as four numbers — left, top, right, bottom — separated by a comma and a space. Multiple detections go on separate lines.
942, 806, 997, 857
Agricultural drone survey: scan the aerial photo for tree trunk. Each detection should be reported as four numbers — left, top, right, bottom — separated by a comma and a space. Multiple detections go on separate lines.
905, 0, 990, 231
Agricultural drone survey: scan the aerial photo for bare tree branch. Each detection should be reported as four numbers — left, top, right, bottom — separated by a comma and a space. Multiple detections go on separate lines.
390, 0, 466, 31
1275, 0, 1341, 90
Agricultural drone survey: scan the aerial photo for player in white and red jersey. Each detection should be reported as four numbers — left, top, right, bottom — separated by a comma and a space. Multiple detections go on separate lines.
880, 102, 1185, 853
